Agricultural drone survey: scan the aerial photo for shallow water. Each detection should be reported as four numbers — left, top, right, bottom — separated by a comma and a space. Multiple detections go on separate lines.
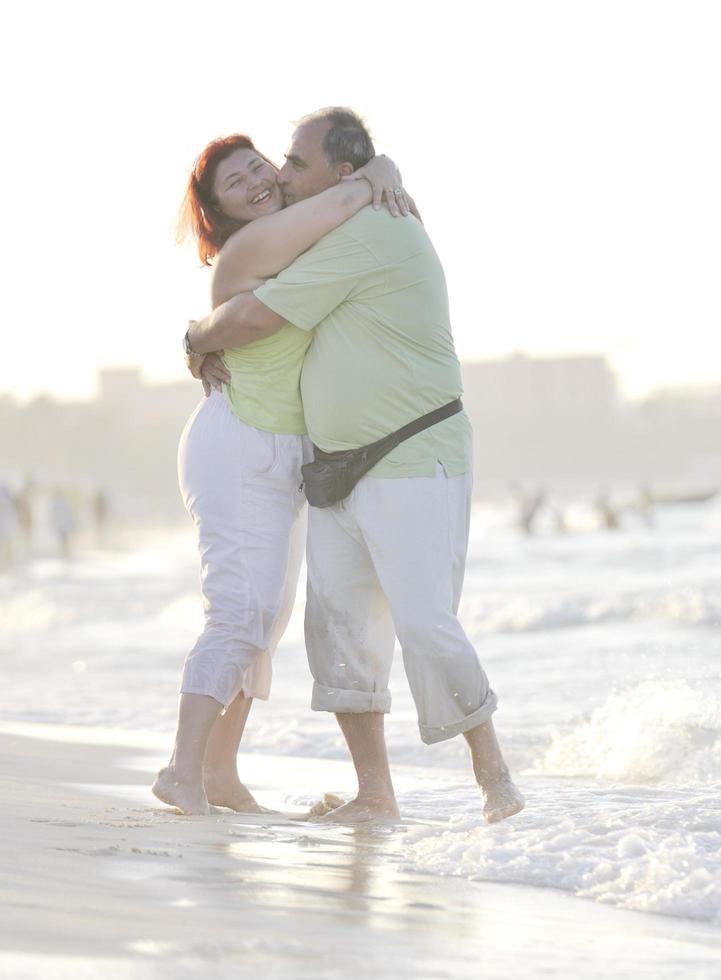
2, 499, 720, 926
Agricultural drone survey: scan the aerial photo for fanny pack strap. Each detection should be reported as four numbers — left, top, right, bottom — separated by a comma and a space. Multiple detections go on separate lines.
314, 398, 463, 461
382, 396, 463, 447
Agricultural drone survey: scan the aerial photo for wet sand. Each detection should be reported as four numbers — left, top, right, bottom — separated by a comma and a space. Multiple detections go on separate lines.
1, 727, 720, 980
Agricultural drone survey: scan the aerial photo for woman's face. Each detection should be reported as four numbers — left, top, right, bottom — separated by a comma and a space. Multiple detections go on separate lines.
211, 148, 283, 222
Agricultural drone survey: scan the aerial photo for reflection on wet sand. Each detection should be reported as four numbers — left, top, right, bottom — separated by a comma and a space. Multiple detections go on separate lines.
222, 820, 508, 958
226, 824, 445, 927
4, 732, 721, 980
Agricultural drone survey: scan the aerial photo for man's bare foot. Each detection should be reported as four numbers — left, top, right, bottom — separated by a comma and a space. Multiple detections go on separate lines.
317, 794, 400, 825
152, 766, 209, 816
481, 777, 525, 824
203, 771, 273, 813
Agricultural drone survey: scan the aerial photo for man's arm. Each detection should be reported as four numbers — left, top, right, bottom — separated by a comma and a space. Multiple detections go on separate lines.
187, 293, 286, 353
187, 221, 380, 355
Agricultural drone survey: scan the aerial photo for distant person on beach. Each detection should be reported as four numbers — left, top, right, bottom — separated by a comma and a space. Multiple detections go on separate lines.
91, 489, 110, 546
13, 478, 35, 556
637, 485, 655, 528
552, 500, 568, 534
595, 489, 620, 531
185, 108, 524, 825
511, 485, 547, 536
50, 488, 77, 559
153, 116, 411, 817
0, 483, 18, 564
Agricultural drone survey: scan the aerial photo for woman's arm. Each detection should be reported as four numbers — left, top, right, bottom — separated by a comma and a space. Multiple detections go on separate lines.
210, 155, 405, 306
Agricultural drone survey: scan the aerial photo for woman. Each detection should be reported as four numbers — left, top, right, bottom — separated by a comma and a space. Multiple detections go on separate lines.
152, 135, 406, 815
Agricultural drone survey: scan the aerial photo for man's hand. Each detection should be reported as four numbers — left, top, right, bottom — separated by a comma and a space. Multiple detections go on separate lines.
199, 352, 231, 397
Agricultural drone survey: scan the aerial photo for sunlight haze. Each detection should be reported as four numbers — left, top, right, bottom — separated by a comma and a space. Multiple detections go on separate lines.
3, 0, 719, 402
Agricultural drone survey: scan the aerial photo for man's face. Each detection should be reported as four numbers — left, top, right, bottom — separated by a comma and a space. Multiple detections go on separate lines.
277, 121, 339, 205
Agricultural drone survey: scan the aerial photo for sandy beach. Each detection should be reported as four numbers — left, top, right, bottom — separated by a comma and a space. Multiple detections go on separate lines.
2, 723, 721, 980
2, 506, 721, 977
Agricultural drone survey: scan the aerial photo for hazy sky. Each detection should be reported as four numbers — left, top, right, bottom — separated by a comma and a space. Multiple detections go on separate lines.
3, 0, 719, 402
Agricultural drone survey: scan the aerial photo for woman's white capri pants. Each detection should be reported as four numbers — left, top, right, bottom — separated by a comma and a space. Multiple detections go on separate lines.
177, 391, 308, 707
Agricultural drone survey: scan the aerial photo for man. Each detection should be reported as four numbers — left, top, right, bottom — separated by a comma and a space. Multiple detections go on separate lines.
188, 108, 524, 824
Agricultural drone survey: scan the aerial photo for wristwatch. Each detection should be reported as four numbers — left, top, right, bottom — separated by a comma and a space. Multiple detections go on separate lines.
183, 328, 202, 357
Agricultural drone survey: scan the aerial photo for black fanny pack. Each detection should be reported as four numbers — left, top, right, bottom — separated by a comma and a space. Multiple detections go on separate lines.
301, 398, 463, 508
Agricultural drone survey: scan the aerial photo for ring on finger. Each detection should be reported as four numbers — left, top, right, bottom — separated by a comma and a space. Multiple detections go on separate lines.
393, 187, 403, 195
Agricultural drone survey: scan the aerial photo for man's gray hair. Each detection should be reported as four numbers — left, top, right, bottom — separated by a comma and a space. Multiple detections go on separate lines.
298, 107, 375, 170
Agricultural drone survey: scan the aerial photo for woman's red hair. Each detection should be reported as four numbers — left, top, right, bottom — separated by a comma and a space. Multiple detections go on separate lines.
177, 134, 276, 266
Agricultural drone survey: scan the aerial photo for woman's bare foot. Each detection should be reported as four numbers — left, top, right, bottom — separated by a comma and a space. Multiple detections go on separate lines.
317, 793, 400, 825
481, 777, 525, 824
203, 771, 273, 813
152, 766, 209, 816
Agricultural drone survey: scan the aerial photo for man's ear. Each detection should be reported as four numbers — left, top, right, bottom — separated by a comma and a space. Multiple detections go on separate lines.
337, 162, 354, 179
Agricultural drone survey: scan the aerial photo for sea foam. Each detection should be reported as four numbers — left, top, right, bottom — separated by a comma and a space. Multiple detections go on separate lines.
401, 781, 721, 924
535, 680, 721, 784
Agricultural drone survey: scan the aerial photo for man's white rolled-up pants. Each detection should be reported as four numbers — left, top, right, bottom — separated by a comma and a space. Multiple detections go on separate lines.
305, 466, 498, 744
177, 392, 307, 707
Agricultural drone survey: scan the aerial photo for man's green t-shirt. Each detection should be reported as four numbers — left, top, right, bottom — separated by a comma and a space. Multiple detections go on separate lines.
253, 206, 473, 478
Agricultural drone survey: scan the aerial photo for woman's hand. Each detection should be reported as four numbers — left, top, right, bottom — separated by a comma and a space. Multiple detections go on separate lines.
199, 351, 230, 396
184, 351, 205, 378
405, 192, 422, 223
343, 154, 409, 217
184, 319, 206, 381
184, 351, 212, 397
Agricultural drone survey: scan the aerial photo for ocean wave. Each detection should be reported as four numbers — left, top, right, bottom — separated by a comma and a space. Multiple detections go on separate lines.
534, 680, 721, 784
461, 587, 721, 634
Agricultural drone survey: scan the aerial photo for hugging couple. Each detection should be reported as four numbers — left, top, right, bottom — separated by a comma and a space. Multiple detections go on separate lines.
152, 107, 524, 826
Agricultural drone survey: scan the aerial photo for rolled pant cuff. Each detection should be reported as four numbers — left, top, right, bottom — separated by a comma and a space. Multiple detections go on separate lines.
311, 682, 392, 714
419, 689, 499, 745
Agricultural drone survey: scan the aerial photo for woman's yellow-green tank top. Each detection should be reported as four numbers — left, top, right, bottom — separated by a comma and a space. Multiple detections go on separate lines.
222, 323, 311, 434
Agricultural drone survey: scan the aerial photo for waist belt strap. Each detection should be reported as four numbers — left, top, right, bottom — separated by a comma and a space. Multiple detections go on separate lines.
314, 398, 463, 462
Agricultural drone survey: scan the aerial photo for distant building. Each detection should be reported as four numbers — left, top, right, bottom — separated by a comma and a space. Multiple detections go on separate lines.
1, 358, 720, 516
98, 367, 144, 404
462, 353, 623, 488
463, 352, 618, 420
633, 384, 721, 486
2, 369, 200, 522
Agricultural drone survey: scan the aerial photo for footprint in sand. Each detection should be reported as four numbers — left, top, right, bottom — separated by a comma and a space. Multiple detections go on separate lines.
130, 847, 183, 857
31, 818, 82, 827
